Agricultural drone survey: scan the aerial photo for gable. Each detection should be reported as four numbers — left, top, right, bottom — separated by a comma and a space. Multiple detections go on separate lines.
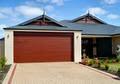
71, 13, 107, 24
74, 16, 104, 24
18, 15, 64, 27
25, 18, 61, 26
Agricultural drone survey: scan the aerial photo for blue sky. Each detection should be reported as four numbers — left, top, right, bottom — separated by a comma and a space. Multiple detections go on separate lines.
0, 0, 120, 38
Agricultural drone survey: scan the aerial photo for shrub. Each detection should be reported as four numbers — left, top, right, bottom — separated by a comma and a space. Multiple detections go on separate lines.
99, 60, 104, 64
116, 59, 119, 63
117, 68, 120, 77
105, 64, 109, 71
0, 56, 6, 71
0, 63, 2, 71
82, 56, 89, 65
97, 63, 101, 68
105, 58, 109, 64
117, 55, 120, 62
88, 59, 94, 66
94, 58, 99, 64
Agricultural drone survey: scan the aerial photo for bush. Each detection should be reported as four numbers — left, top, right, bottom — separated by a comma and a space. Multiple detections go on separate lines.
117, 54, 120, 62
0, 63, 2, 71
88, 59, 94, 66
99, 60, 104, 64
115, 59, 119, 63
117, 68, 120, 77
97, 63, 101, 68
105, 64, 109, 71
82, 56, 89, 65
0, 56, 6, 71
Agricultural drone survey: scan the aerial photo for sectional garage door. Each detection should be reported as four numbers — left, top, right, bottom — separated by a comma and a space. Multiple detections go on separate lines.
14, 32, 74, 63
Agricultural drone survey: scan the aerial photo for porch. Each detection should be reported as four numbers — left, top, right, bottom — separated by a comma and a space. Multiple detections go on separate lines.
82, 35, 112, 58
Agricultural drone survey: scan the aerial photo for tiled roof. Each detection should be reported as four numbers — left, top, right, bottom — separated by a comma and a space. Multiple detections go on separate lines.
4, 25, 82, 31
4, 14, 120, 36
60, 21, 120, 35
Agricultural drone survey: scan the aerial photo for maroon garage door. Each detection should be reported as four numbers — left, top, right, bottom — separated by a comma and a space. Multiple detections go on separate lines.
14, 32, 74, 63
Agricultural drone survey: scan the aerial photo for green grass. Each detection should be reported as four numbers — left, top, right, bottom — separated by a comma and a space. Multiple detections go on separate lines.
108, 63, 120, 72
87, 58, 120, 75
100, 63, 120, 73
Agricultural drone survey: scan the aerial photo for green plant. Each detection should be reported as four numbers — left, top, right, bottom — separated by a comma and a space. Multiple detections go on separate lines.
88, 59, 94, 66
0, 63, 2, 71
116, 59, 119, 63
97, 63, 101, 68
99, 60, 104, 64
117, 57, 120, 62
0, 56, 6, 70
105, 64, 109, 71
82, 56, 89, 65
117, 68, 120, 77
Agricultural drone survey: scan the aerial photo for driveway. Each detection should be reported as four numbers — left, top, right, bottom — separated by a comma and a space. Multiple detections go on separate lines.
9, 62, 120, 84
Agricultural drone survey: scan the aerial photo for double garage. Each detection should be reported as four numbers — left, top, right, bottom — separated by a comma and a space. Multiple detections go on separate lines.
14, 32, 74, 63
5, 30, 81, 64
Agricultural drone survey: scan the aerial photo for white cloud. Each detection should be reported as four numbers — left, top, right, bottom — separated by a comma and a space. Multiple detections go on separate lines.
15, 5, 43, 17
107, 14, 119, 19
36, 0, 50, 3
0, 7, 14, 19
36, 0, 66, 6
0, 7, 14, 15
0, 7, 19, 19
51, 0, 64, 6
87, 7, 107, 15
0, 24, 7, 30
45, 5, 54, 12
0, 24, 7, 38
0, 13, 6, 19
103, 0, 118, 4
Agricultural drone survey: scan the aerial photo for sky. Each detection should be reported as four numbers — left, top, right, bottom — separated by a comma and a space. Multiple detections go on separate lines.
0, 0, 120, 38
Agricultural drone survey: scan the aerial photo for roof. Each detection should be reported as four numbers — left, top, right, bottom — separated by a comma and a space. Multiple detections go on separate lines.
4, 14, 120, 36
70, 13, 107, 24
60, 21, 120, 35
0, 38, 4, 40
4, 25, 82, 31
17, 14, 65, 27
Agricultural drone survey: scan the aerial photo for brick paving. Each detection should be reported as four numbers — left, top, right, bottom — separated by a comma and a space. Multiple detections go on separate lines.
11, 62, 120, 84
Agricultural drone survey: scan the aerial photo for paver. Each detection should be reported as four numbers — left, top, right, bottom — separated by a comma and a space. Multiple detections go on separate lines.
10, 62, 120, 84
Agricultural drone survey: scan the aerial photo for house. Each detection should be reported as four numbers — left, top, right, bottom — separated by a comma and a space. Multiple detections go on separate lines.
0, 38, 4, 57
4, 13, 120, 64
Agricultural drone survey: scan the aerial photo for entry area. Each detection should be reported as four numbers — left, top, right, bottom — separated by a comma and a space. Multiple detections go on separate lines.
82, 37, 112, 58
14, 32, 74, 63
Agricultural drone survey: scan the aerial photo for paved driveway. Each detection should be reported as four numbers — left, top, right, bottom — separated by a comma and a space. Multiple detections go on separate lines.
10, 62, 120, 84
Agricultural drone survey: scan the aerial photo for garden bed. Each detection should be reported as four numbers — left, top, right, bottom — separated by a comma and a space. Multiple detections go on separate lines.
100, 63, 120, 76
82, 57, 120, 77
0, 65, 11, 84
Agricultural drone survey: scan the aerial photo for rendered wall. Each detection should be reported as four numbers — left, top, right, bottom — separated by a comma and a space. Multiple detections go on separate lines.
5, 30, 82, 64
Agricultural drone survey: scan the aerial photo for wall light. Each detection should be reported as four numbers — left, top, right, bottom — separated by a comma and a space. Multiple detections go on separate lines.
7, 34, 9, 39
76, 35, 79, 39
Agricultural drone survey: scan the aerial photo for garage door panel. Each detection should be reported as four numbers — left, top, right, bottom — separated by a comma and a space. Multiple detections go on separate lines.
14, 32, 73, 63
